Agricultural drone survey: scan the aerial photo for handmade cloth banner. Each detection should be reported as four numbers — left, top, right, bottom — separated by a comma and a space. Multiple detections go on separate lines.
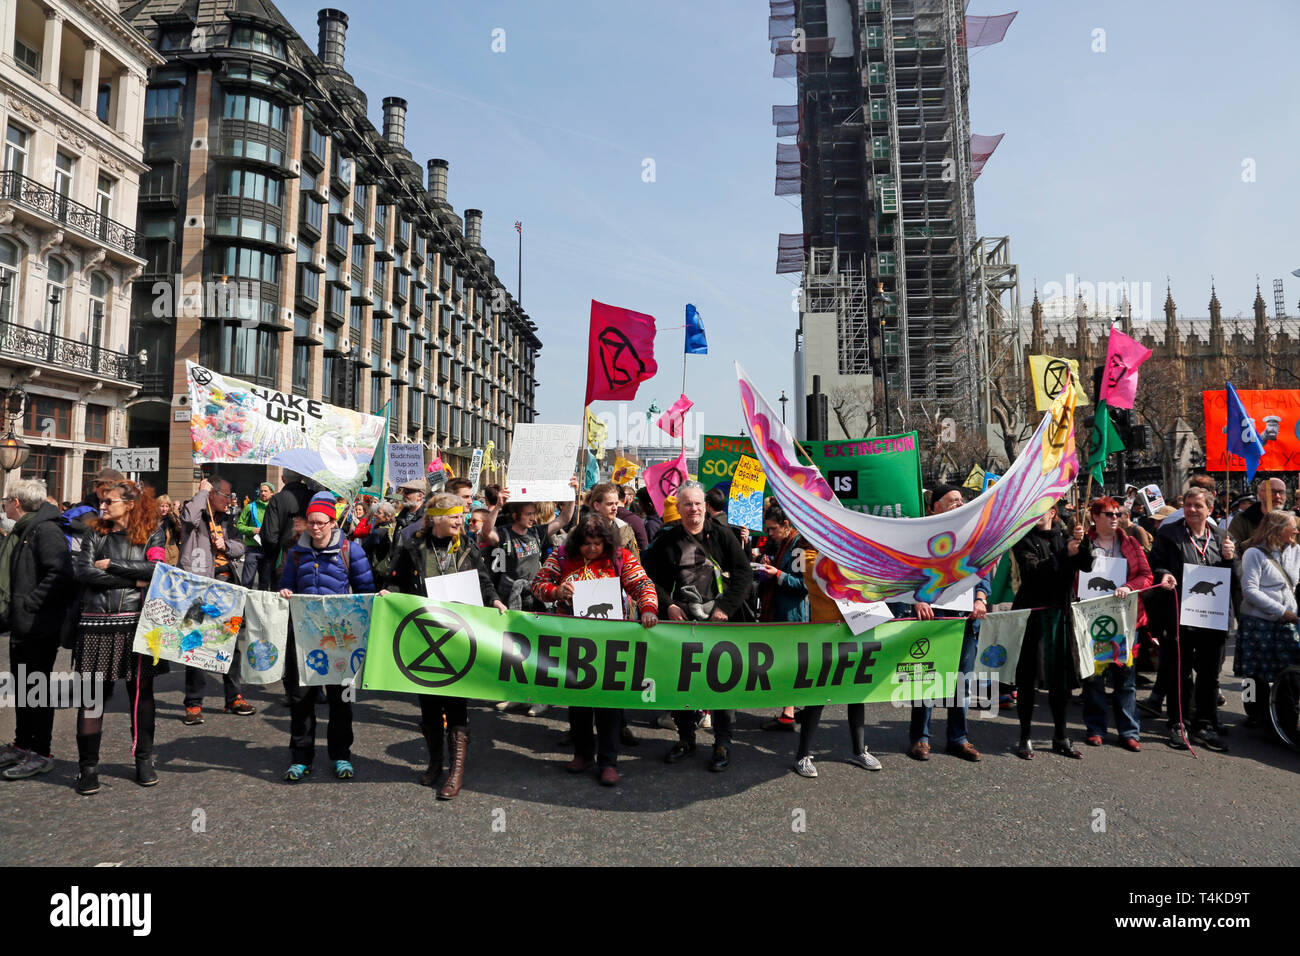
1223, 382, 1266, 481
507, 423, 580, 501
187, 361, 385, 499
796, 433, 924, 517
386, 443, 426, 491
1028, 355, 1090, 411
1098, 329, 1152, 410
1202, 388, 1300, 473
656, 394, 694, 439
239, 589, 289, 684
611, 457, 639, 485
685, 304, 708, 355
737, 362, 1079, 604
361, 595, 966, 708
974, 608, 1031, 683
133, 564, 246, 673
585, 300, 658, 405
644, 453, 688, 516
289, 594, 373, 686
698, 434, 756, 489
584, 407, 608, 454
1068, 592, 1140, 679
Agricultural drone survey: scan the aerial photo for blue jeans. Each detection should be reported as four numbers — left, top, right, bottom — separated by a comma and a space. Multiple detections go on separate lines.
910, 625, 978, 746
1083, 664, 1140, 739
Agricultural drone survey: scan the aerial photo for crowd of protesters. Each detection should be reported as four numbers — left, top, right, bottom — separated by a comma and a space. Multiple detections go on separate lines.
1, 464, 1295, 796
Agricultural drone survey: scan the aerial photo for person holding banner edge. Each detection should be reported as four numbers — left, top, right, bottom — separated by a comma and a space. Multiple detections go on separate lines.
908, 485, 992, 763
1081, 497, 1152, 751
392, 492, 508, 799
179, 476, 255, 723
277, 492, 382, 782
530, 514, 659, 786
1148, 487, 1238, 752
1011, 500, 1092, 760
641, 481, 753, 772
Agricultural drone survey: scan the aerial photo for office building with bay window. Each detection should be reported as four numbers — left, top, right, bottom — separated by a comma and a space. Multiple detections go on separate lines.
122, 1, 540, 496
0, 0, 163, 501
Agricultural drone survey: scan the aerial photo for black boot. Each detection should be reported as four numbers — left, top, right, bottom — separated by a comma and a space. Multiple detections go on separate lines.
76, 732, 101, 796
419, 722, 444, 787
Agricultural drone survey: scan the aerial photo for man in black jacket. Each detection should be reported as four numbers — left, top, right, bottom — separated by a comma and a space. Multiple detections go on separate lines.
260, 470, 313, 576
641, 481, 753, 771
1, 480, 76, 779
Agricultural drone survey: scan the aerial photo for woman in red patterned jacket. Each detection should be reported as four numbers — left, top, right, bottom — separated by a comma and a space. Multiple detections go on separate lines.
532, 515, 658, 787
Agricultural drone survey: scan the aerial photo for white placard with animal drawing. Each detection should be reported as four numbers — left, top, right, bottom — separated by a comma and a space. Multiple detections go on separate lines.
572, 577, 624, 621
1076, 556, 1130, 601
1180, 565, 1232, 631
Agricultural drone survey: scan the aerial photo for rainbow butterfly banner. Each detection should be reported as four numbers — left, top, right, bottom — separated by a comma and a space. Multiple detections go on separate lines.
735, 363, 1078, 604
187, 361, 386, 499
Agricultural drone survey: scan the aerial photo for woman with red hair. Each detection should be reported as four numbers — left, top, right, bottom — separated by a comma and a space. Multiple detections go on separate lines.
72, 480, 166, 795
1080, 497, 1153, 750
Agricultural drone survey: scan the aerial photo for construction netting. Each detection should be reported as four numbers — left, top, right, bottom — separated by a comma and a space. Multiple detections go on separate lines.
772, 35, 835, 78
776, 142, 802, 196
776, 233, 805, 274
960, 12, 1017, 48
970, 132, 1004, 180
772, 105, 799, 138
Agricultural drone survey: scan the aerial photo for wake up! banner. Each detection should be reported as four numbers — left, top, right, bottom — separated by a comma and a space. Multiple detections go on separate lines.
187, 361, 386, 499
361, 595, 965, 708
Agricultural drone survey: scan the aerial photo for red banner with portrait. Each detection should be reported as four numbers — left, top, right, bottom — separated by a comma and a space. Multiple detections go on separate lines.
1202, 389, 1300, 472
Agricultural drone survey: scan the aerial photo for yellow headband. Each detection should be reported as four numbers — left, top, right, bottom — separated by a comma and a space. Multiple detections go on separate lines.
426, 505, 465, 517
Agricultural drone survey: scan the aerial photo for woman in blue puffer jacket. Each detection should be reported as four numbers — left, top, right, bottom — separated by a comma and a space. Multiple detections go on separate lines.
277, 492, 380, 782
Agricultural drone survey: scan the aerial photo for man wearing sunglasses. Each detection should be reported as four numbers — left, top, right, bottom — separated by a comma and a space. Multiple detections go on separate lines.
178, 475, 254, 724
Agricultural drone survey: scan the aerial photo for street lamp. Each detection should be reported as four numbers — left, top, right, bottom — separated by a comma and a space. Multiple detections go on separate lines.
0, 388, 29, 476
779, 389, 788, 424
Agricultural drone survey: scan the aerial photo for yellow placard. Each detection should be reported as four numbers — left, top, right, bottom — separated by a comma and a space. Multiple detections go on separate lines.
962, 464, 985, 493
730, 455, 766, 498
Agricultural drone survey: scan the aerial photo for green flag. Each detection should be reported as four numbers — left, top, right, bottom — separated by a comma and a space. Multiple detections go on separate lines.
1087, 400, 1125, 484
359, 402, 391, 497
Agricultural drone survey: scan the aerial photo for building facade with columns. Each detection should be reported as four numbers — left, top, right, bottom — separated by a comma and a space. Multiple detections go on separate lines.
120, 1, 540, 498
0, 0, 162, 501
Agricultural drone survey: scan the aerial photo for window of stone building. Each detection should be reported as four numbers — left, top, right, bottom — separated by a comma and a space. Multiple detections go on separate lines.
85, 404, 108, 444
21, 446, 66, 502
24, 395, 73, 439
0, 237, 18, 323
4, 123, 29, 175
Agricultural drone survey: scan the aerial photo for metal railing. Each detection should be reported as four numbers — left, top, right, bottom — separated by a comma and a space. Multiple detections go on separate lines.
0, 171, 140, 257
0, 320, 142, 383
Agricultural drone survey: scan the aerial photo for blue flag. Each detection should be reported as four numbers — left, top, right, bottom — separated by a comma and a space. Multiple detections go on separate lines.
582, 450, 600, 491
1224, 382, 1265, 480
685, 304, 708, 355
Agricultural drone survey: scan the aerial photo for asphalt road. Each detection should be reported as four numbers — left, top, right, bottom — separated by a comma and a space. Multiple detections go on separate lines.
1, 643, 1296, 867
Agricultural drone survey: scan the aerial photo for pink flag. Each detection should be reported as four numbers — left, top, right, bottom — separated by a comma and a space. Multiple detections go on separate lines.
644, 453, 688, 517
656, 394, 694, 438
1099, 329, 1152, 409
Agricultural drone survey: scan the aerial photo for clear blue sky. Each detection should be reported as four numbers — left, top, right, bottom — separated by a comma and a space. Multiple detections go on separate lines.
274, 0, 1300, 441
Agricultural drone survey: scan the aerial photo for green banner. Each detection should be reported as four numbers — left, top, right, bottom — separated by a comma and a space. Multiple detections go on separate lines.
697, 434, 756, 489
360, 595, 965, 708
797, 432, 924, 517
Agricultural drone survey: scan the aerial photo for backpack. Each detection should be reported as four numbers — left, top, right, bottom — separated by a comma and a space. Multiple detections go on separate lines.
60, 504, 98, 553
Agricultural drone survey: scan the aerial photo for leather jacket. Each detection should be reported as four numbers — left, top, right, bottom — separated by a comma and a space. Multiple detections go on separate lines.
75, 525, 166, 615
